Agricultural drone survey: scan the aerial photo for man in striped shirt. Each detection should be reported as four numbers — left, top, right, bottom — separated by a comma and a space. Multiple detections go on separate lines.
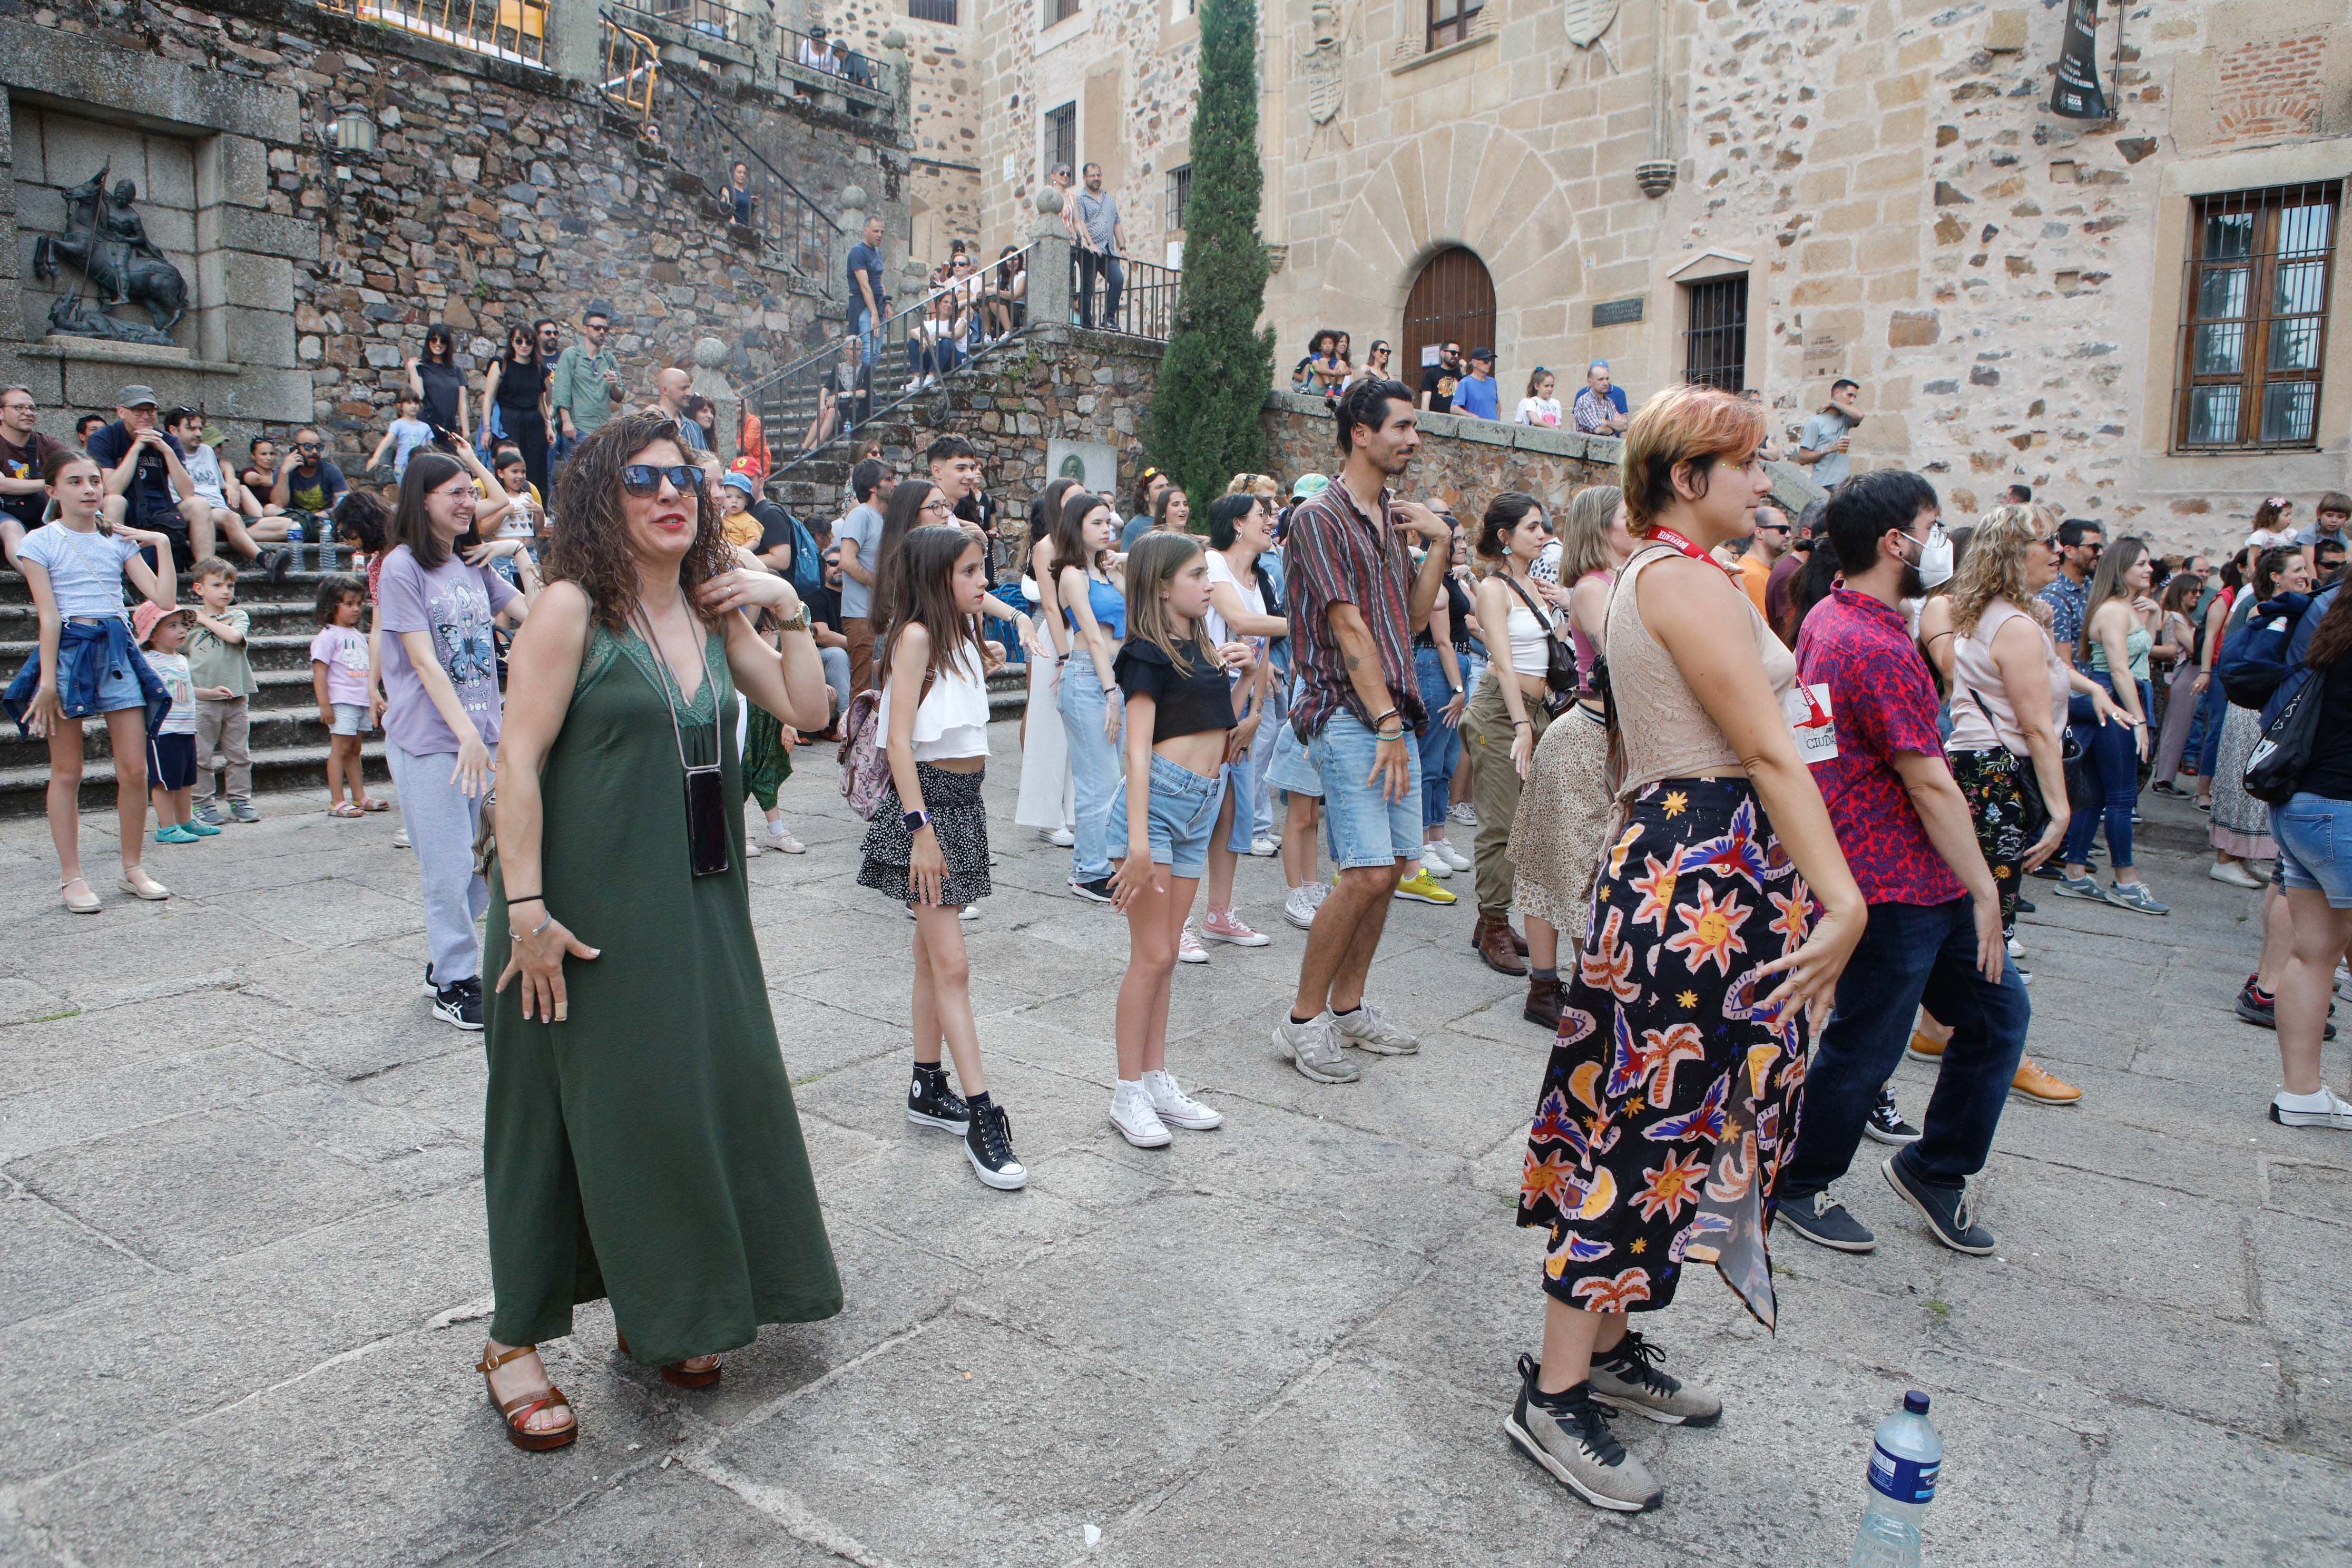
1273, 377, 1456, 1084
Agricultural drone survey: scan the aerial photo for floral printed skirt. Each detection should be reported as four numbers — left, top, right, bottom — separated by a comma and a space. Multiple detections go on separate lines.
1516, 778, 1814, 1329
1949, 747, 2027, 927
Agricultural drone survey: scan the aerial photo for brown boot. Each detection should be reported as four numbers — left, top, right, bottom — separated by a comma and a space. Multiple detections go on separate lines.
1475, 912, 1529, 976
1523, 973, 1563, 1029
1507, 922, 1531, 957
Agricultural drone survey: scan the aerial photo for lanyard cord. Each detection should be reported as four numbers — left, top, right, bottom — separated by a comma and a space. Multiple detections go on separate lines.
629, 597, 719, 775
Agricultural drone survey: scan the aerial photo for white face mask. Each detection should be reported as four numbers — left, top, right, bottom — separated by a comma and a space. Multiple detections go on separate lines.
1911, 524, 1954, 590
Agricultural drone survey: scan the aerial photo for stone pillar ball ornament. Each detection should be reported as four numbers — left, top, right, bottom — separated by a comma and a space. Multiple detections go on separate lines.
840, 184, 868, 214
1036, 187, 1065, 215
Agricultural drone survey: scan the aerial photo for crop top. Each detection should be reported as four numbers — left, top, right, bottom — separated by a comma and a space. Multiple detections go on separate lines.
876, 642, 991, 760
1063, 570, 1126, 640
1112, 636, 1236, 742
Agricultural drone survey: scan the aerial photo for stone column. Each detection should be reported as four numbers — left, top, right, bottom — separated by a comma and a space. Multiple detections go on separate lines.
880, 28, 912, 123
834, 183, 867, 322
1028, 190, 1073, 331
548, 0, 603, 87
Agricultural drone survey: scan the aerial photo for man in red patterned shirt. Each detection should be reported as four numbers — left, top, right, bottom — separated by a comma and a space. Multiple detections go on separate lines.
1775, 469, 2026, 1259
1272, 378, 1455, 1085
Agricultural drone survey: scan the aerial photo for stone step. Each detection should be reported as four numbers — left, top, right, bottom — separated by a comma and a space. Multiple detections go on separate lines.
0, 740, 390, 818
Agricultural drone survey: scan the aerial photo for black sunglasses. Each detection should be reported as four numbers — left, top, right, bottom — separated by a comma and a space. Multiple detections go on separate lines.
620, 464, 705, 497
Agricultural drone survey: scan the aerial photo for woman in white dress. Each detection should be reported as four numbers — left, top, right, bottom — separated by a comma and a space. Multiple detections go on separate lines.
1014, 477, 1081, 844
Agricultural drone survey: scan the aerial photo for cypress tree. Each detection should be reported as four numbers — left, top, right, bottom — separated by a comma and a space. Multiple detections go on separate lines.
1146, 0, 1275, 512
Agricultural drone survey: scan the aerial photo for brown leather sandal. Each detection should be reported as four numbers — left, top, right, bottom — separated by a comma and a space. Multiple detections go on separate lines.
478, 1343, 577, 1451
615, 1328, 723, 1389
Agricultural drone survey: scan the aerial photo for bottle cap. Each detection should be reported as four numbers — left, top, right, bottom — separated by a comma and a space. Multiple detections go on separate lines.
1903, 1390, 1930, 1415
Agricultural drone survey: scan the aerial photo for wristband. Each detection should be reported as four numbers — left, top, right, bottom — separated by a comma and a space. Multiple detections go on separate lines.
1511, 718, 1531, 728
507, 893, 543, 906
1370, 707, 1399, 728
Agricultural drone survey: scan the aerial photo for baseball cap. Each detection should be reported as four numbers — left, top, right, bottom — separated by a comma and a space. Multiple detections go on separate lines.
1291, 473, 1330, 500
131, 601, 191, 646
720, 470, 757, 497
116, 385, 159, 409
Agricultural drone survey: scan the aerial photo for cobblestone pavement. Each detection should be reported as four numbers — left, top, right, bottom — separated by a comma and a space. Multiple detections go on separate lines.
0, 734, 2346, 1566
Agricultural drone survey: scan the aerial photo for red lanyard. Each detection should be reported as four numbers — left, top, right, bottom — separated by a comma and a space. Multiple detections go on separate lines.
1646, 526, 1736, 574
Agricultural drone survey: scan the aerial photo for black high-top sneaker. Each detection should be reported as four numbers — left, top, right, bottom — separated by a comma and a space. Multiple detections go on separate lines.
964, 1100, 1028, 1191
907, 1065, 969, 1134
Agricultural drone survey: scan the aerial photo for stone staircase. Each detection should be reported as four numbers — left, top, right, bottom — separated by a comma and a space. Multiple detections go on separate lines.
0, 560, 388, 819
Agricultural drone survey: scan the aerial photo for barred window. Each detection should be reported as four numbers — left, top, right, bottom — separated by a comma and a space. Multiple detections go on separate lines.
1427, 0, 1482, 51
1165, 163, 1191, 233
1046, 0, 1079, 24
1682, 275, 1748, 394
908, 0, 956, 21
2175, 184, 2338, 451
1044, 102, 1076, 179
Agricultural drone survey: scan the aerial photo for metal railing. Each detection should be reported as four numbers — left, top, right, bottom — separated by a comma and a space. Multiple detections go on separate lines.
650, 67, 840, 277
634, 0, 754, 43
742, 243, 1041, 484
1073, 251, 1180, 340
599, 16, 660, 121
318, 0, 549, 65
777, 22, 895, 107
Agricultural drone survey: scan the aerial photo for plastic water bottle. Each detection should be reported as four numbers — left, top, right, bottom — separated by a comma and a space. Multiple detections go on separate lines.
284, 518, 306, 573
1848, 1391, 1940, 1568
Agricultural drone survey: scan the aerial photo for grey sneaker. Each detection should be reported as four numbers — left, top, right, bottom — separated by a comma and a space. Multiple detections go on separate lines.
229, 801, 260, 824
1332, 1000, 1419, 1055
1774, 1189, 1877, 1253
2105, 880, 2170, 916
194, 805, 228, 828
1505, 1355, 1662, 1513
1590, 1330, 1722, 1427
1274, 1013, 1359, 1083
2051, 872, 2115, 904
1882, 1154, 1995, 1255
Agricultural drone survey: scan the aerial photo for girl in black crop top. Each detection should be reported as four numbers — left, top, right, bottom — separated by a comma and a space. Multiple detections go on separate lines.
1102, 533, 1257, 1148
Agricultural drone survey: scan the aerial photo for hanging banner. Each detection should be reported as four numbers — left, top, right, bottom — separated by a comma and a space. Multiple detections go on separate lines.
2050, 0, 2108, 120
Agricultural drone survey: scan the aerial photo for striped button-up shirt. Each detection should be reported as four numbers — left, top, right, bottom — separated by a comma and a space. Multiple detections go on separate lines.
1285, 479, 1426, 740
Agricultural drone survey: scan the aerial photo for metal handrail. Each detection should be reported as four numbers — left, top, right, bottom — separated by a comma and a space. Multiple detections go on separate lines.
644, 65, 840, 277
744, 243, 1042, 485
776, 22, 895, 103
599, 16, 659, 120
317, 0, 549, 65
1076, 250, 1181, 340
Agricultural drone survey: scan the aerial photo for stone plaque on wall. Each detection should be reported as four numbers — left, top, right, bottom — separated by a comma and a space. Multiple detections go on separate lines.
1047, 436, 1118, 497
1592, 296, 1644, 327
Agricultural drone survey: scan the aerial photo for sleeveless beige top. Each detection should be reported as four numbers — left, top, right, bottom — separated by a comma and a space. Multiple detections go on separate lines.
1605, 544, 1798, 793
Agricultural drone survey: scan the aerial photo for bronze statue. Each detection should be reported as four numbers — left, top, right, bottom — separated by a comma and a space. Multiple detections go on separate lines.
32, 164, 188, 345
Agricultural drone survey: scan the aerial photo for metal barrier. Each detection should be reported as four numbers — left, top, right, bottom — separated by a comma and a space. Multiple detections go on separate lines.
649, 67, 839, 277
1072, 251, 1180, 341
741, 241, 1043, 484
318, 0, 549, 64
599, 16, 659, 121
636, 0, 754, 43
777, 22, 895, 106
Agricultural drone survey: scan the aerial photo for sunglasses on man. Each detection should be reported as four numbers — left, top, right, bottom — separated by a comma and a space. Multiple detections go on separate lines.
620, 463, 705, 497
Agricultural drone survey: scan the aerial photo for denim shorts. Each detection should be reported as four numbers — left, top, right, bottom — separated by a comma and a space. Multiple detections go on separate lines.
2275, 793, 2352, 909
1220, 747, 1256, 853
1309, 710, 1423, 869
1264, 714, 1322, 799
64, 633, 149, 717
1109, 752, 1224, 877
329, 702, 370, 737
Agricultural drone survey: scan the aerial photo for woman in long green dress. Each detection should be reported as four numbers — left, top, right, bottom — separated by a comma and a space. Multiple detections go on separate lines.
475, 414, 840, 1451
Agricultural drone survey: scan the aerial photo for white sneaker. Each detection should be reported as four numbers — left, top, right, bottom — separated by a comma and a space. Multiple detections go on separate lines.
1273, 1012, 1358, 1083
904, 377, 924, 391
1043, 826, 1075, 847
1448, 802, 1478, 828
2270, 1086, 2352, 1130
2210, 860, 2265, 888
1143, 1068, 1223, 1130
1433, 838, 1472, 871
1248, 835, 1279, 857
1419, 852, 1453, 879
2006, 936, 2024, 959
1111, 1080, 1173, 1146
1282, 884, 1320, 931
1178, 921, 1209, 964
745, 834, 762, 857
2337, 962, 2351, 1001
767, 824, 806, 854
392, 827, 410, 849
1333, 999, 1420, 1055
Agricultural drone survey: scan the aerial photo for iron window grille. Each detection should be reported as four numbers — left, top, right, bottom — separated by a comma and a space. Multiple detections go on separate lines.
2174, 183, 2338, 452
1682, 275, 1748, 394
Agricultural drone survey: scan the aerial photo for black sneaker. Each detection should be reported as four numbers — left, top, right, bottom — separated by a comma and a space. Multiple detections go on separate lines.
1067, 876, 1115, 904
267, 547, 292, 585
1774, 1189, 1876, 1252
965, 1101, 1028, 1190
1882, 1154, 1994, 1255
1504, 1355, 1661, 1512
1589, 1331, 1722, 1426
432, 976, 483, 1032
2150, 780, 2188, 798
2238, 981, 2338, 1038
1863, 1086, 1922, 1146
421, 962, 438, 997
907, 1066, 970, 1134
2012, 893, 2035, 914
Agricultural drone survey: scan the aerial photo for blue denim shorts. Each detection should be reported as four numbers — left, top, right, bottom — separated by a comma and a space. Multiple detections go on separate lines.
1265, 716, 1321, 799
2275, 793, 2352, 909
1309, 710, 1423, 869
1220, 747, 1256, 852
1109, 752, 1224, 878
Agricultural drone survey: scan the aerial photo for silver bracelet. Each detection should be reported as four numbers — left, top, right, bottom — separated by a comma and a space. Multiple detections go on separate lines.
509, 912, 553, 943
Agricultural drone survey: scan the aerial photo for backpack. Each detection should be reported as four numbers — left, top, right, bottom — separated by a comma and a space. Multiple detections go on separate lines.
788, 513, 824, 602
836, 689, 890, 819
2217, 592, 2311, 710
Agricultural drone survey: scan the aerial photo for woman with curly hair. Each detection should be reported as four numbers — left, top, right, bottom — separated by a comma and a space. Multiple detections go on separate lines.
472, 413, 840, 1452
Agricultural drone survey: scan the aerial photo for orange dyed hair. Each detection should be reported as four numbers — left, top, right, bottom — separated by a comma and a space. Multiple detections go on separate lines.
1620, 385, 1768, 537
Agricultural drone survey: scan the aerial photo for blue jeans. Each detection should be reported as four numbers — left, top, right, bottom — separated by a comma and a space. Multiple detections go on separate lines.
2062, 672, 2143, 869
1308, 710, 1423, 869
1780, 897, 2029, 1199
2275, 793, 2352, 908
1057, 656, 1119, 883
1413, 645, 1462, 830
819, 645, 851, 726
1077, 251, 1124, 328
2192, 675, 2228, 781
851, 302, 883, 367
1248, 679, 1285, 838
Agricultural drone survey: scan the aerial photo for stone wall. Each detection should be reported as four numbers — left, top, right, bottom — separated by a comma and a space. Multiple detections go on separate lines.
0, 0, 905, 476
824, 0, 980, 266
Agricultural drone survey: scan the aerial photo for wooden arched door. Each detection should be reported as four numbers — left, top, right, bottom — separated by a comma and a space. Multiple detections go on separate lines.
1401, 247, 1496, 387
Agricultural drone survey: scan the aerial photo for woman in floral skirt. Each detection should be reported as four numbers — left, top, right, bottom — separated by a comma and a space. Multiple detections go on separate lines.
1507, 386, 1864, 1515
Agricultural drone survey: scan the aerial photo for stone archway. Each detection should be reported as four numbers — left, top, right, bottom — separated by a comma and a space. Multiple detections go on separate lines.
1312, 122, 1584, 385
